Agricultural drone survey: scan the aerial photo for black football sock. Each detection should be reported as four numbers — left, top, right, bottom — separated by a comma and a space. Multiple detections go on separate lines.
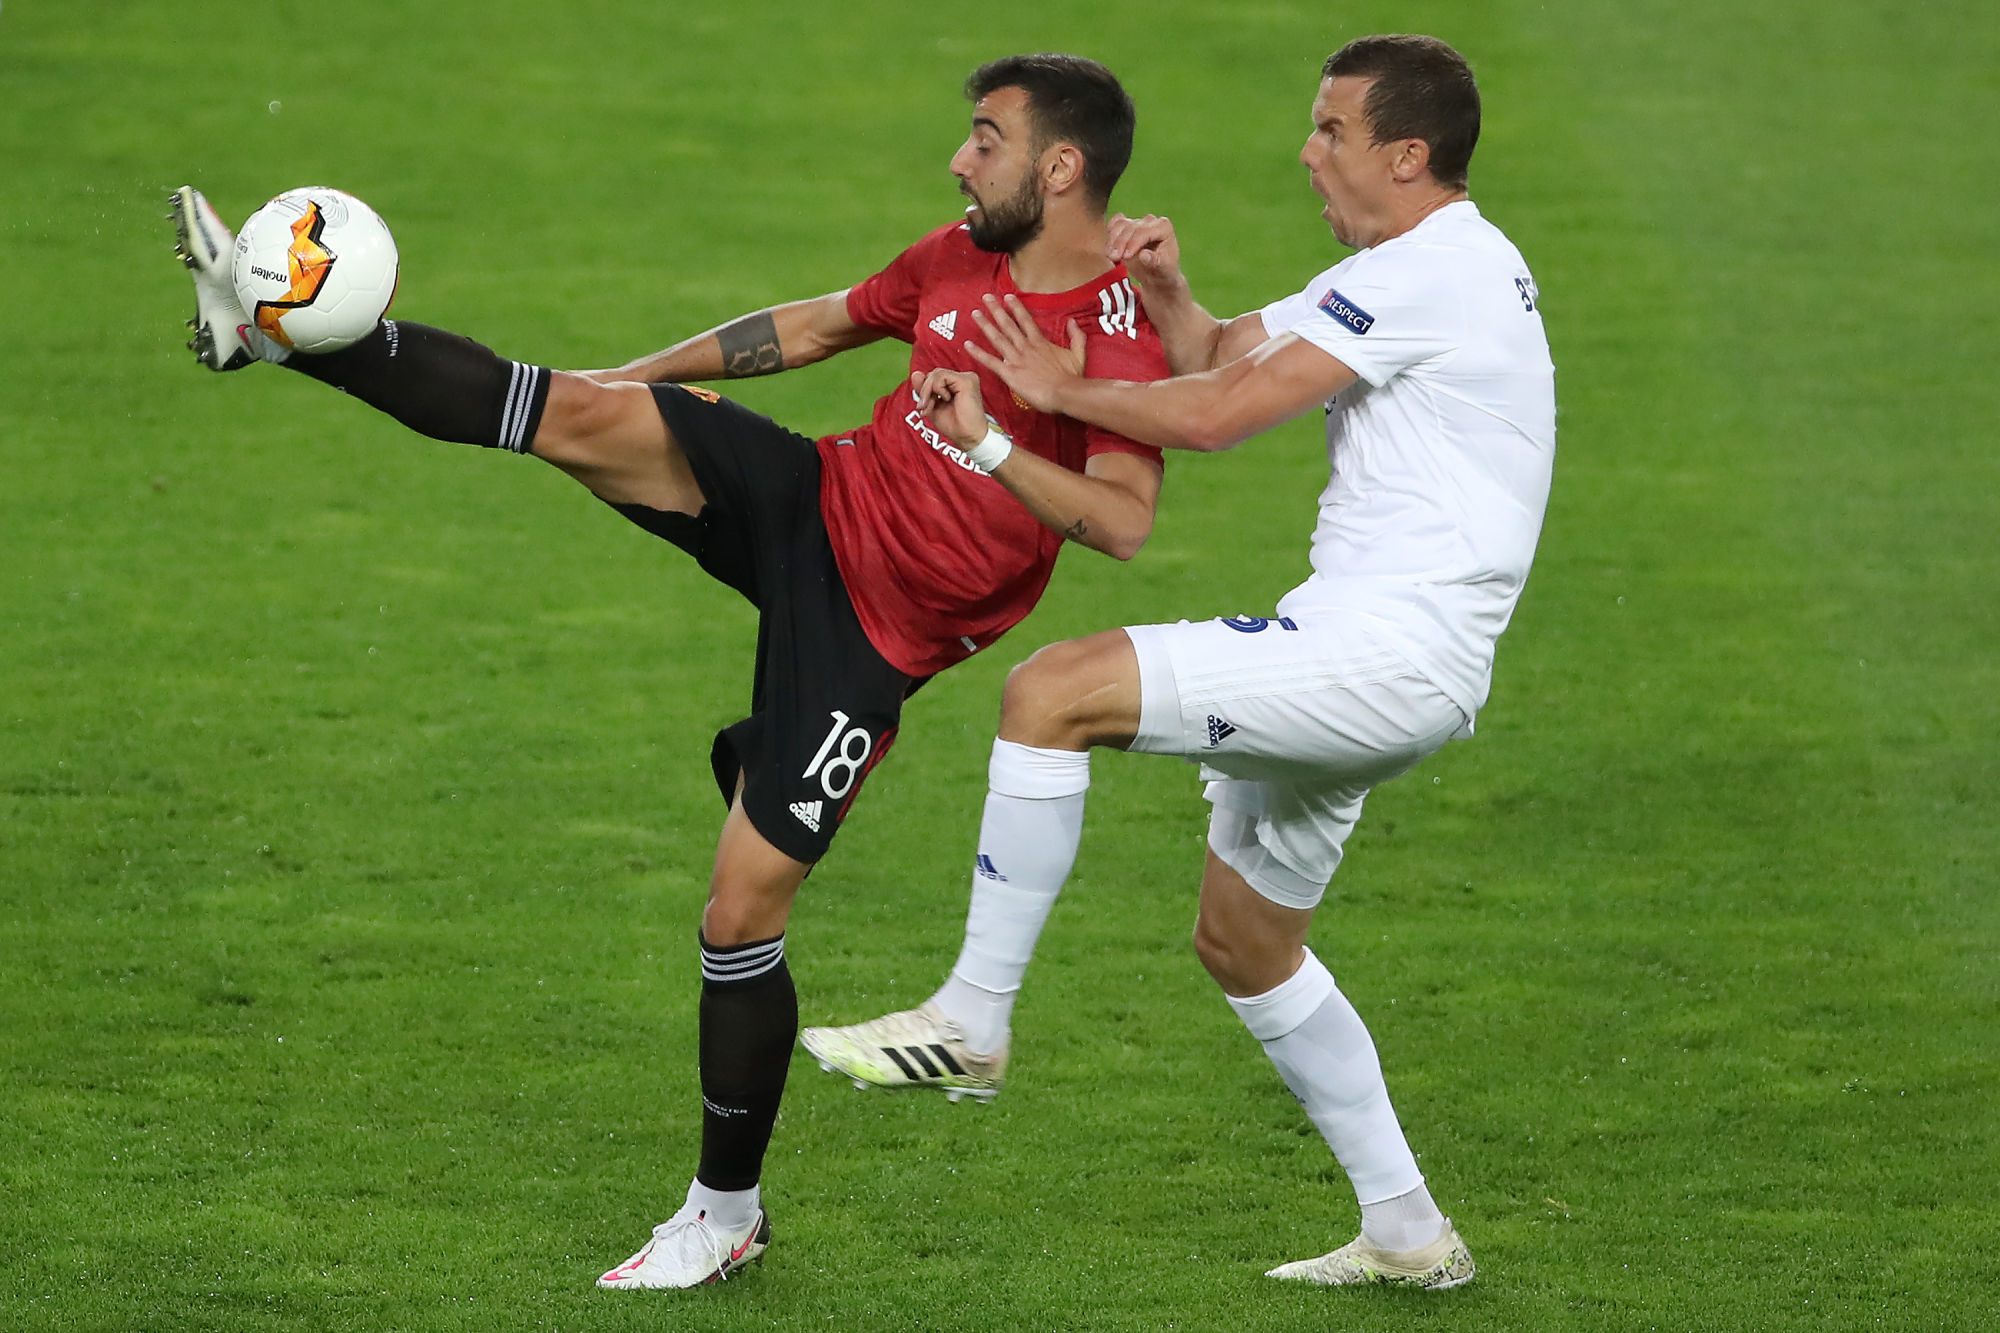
695, 932, 796, 1193
281, 319, 550, 452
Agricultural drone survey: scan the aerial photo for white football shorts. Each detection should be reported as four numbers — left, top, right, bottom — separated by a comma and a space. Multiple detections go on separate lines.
1124, 613, 1468, 909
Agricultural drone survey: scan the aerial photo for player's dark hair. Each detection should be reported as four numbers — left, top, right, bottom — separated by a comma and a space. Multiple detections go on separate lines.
965, 54, 1135, 210
1322, 34, 1480, 189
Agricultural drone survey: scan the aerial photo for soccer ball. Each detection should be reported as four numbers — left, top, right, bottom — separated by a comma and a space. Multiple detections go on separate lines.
231, 187, 398, 353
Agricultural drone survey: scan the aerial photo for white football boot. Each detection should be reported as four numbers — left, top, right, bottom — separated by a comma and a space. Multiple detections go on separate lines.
169, 185, 260, 371
595, 1207, 771, 1290
1265, 1220, 1475, 1290
800, 1001, 1006, 1102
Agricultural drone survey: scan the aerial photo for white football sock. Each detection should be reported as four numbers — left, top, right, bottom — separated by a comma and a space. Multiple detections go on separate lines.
1226, 949, 1438, 1243
930, 739, 1089, 1055
683, 1176, 760, 1235
1358, 1181, 1447, 1253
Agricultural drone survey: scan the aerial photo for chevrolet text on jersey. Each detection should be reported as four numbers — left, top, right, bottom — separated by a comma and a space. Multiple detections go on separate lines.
902, 406, 982, 473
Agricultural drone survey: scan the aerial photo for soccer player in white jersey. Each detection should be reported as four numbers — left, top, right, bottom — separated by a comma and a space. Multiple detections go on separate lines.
803, 35, 1555, 1289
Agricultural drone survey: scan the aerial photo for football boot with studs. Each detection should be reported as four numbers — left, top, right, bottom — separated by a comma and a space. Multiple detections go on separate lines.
800, 1001, 1006, 1102
169, 185, 257, 371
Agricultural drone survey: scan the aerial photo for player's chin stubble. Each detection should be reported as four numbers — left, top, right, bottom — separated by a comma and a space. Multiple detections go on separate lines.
965, 174, 1045, 254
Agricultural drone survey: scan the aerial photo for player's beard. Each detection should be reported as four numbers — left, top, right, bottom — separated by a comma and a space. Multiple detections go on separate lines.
964, 168, 1044, 254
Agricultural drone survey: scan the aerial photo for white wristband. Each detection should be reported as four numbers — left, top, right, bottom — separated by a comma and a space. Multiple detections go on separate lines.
966, 421, 1014, 474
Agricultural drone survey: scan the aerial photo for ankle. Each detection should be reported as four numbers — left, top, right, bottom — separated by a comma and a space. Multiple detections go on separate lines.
686, 1177, 760, 1235
1359, 1183, 1446, 1253
933, 972, 1013, 1056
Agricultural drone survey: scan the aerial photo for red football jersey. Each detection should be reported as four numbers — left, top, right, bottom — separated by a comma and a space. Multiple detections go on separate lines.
820, 222, 1169, 677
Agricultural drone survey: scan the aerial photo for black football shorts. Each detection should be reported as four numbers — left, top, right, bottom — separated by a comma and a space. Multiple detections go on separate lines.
608, 384, 919, 864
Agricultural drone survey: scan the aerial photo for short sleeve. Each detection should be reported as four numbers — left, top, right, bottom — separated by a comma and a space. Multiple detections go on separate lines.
845, 223, 961, 342
1260, 251, 1457, 389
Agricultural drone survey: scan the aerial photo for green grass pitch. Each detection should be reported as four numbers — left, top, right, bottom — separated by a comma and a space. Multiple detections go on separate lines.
5, 1, 1998, 1328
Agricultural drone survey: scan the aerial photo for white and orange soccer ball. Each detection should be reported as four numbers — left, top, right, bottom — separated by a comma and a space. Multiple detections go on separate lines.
230, 187, 398, 353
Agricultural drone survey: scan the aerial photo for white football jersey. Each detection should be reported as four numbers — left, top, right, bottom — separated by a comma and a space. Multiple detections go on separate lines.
1258, 200, 1555, 727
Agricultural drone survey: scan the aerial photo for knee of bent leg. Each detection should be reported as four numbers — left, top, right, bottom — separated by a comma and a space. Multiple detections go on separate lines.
1192, 892, 1314, 998
998, 636, 1128, 750
999, 652, 1088, 749
1191, 909, 1245, 989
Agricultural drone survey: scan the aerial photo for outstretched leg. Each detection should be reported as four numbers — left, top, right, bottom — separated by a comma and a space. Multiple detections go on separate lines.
171, 185, 702, 515
278, 323, 704, 513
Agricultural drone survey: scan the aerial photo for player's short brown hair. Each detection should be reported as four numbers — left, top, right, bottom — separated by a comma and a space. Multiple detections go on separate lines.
966, 54, 1135, 210
1323, 35, 1480, 189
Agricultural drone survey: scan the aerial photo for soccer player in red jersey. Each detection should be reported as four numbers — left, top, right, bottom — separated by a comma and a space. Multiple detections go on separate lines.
170, 54, 1168, 1288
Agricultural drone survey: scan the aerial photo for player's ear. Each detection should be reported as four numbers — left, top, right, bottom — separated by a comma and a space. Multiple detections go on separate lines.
1041, 142, 1086, 197
1390, 137, 1432, 183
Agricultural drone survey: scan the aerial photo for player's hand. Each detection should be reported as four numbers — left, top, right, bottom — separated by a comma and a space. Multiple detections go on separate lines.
1107, 213, 1184, 294
965, 295, 1085, 414
911, 367, 987, 448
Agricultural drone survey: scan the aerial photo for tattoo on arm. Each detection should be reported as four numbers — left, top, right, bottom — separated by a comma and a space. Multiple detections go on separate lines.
717, 310, 783, 377
1062, 518, 1090, 544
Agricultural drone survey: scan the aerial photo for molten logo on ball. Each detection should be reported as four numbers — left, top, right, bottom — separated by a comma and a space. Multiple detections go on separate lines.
251, 205, 336, 347
231, 186, 399, 353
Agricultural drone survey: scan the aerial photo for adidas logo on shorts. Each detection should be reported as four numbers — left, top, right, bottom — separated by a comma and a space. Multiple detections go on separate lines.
1205, 715, 1238, 748
790, 799, 824, 832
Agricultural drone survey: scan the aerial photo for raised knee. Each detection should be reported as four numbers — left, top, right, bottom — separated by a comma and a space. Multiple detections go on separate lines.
998, 648, 1088, 750
999, 635, 1138, 750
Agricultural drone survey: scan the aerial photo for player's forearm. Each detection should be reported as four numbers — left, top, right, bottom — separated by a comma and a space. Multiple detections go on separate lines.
987, 451, 1156, 561
1048, 373, 1242, 454
1046, 330, 1348, 454
1137, 277, 1230, 376
588, 293, 872, 384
